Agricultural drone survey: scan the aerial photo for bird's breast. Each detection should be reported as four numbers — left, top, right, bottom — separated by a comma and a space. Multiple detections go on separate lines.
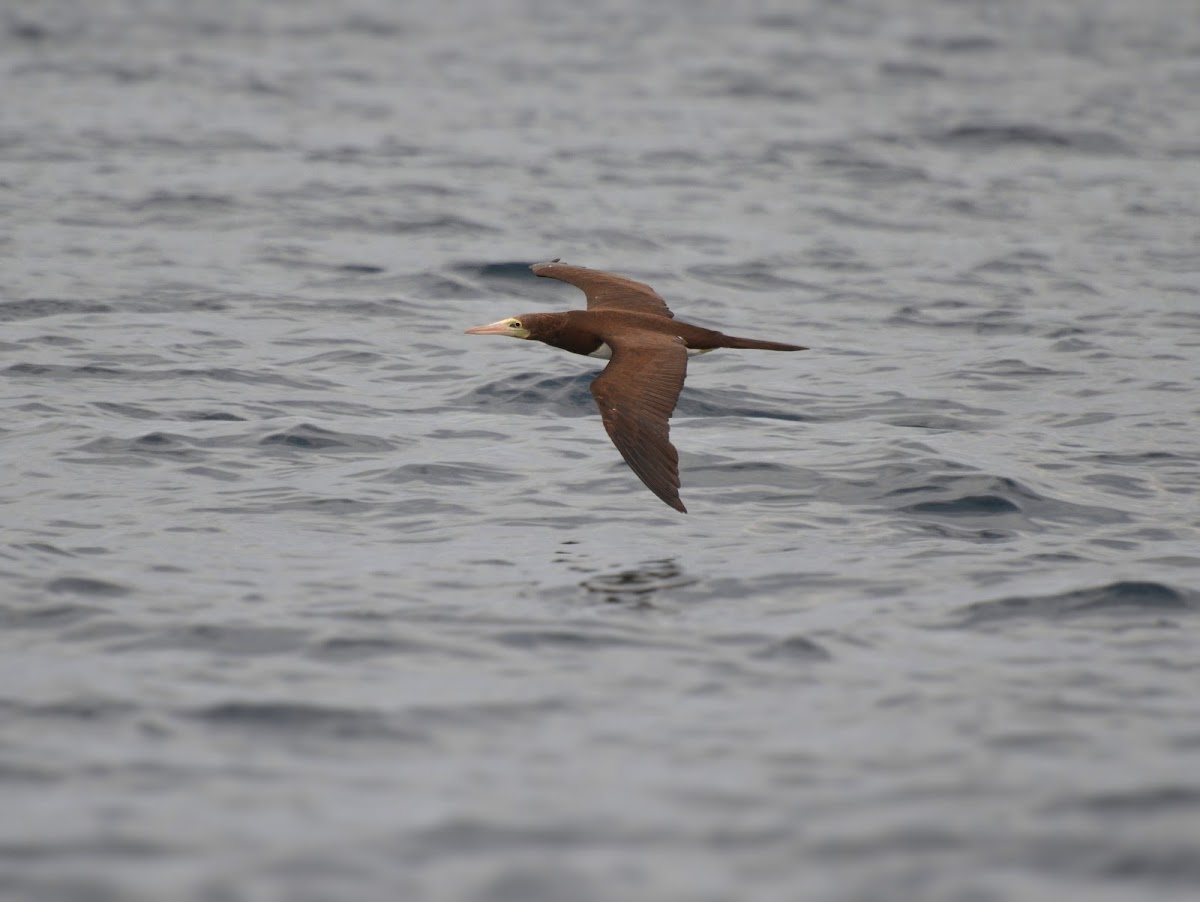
587, 342, 714, 361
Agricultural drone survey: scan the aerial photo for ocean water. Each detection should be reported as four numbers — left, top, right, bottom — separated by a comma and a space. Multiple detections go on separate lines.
3, 1, 1200, 899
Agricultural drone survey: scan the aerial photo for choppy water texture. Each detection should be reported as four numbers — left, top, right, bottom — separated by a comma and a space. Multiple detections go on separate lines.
3, 1, 1200, 900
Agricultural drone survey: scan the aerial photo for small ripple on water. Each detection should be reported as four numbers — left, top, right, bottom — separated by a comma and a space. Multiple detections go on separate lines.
1048, 785, 1200, 816
258, 423, 397, 453
580, 558, 698, 605
946, 581, 1199, 628
4, 362, 330, 390
0, 298, 114, 322
0, 602, 105, 628
930, 122, 1131, 154
75, 432, 209, 462
109, 623, 308, 656
187, 701, 428, 743
46, 577, 130, 597
752, 635, 834, 662
363, 461, 514, 486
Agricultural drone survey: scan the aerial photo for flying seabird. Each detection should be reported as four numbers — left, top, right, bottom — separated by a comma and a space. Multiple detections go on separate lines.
465, 261, 806, 513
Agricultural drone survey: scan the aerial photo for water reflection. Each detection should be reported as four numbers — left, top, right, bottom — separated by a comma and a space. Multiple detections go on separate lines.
580, 558, 696, 607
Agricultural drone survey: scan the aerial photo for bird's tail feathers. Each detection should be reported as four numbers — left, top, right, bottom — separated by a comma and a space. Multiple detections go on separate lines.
720, 335, 807, 352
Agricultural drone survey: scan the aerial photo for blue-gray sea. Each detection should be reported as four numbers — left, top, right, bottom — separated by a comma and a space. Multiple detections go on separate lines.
3, 1, 1199, 900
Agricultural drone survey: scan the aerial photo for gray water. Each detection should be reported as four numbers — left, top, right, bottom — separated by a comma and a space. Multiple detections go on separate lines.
3, 1, 1200, 900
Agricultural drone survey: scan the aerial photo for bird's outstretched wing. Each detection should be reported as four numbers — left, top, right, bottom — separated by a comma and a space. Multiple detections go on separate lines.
589, 333, 689, 512
531, 261, 674, 319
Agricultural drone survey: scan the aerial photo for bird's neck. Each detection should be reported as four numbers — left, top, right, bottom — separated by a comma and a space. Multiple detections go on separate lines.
532, 312, 606, 357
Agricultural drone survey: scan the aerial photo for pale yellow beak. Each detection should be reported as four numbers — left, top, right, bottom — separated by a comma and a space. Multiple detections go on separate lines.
464, 317, 529, 339
464, 319, 515, 335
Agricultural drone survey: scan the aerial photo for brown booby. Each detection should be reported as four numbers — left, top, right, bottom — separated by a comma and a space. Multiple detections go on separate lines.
465, 261, 806, 513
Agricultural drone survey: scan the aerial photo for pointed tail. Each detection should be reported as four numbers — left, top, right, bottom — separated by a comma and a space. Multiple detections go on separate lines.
719, 335, 808, 351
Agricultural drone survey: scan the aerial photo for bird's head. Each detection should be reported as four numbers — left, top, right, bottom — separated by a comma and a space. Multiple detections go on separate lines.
464, 315, 537, 341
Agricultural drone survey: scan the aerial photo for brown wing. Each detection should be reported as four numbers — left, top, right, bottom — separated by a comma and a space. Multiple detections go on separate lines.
531, 261, 674, 319
589, 333, 689, 512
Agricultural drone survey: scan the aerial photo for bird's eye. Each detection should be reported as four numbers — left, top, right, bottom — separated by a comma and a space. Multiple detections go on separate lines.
510, 321, 522, 328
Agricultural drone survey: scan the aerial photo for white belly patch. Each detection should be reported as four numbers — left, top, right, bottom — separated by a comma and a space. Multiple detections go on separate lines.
587, 342, 714, 360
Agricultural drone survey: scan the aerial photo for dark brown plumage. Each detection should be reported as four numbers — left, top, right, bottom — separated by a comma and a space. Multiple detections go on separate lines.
465, 261, 806, 513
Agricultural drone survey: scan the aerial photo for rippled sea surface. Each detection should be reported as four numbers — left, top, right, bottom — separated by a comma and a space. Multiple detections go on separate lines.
4, 1, 1200, 899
